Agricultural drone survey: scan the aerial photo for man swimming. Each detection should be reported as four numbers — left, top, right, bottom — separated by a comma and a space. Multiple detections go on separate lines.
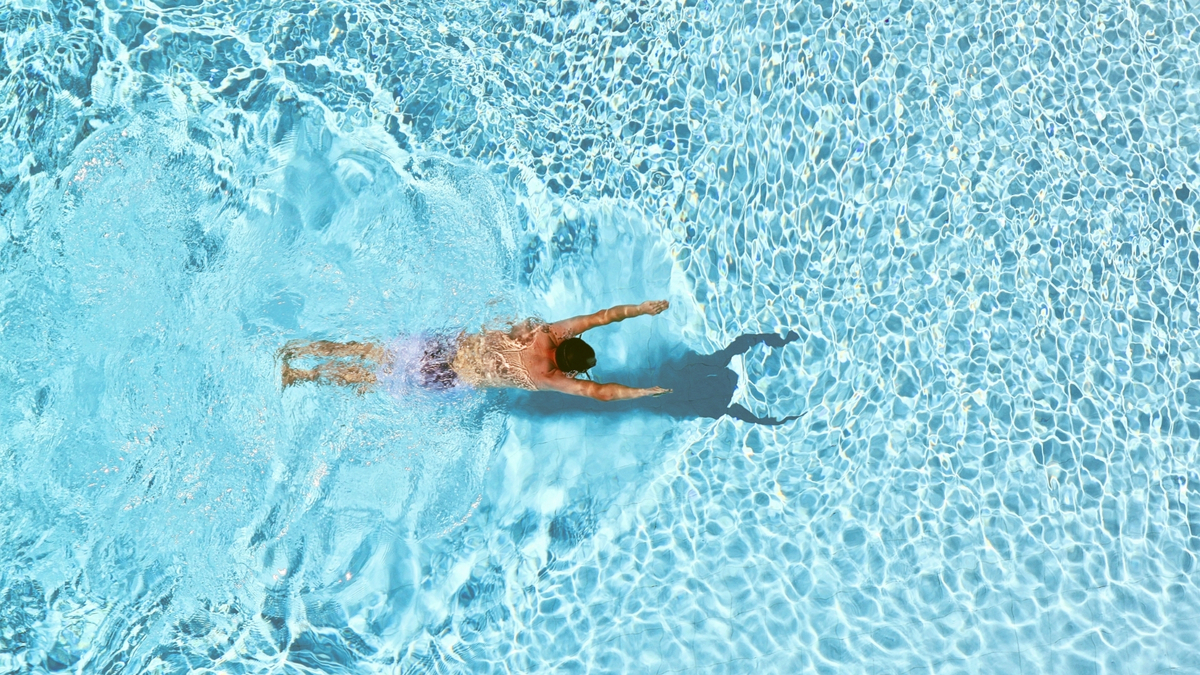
280, 300, 672, 400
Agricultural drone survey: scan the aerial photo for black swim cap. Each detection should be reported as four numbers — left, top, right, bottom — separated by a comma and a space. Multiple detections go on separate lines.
555, 337, 597, 374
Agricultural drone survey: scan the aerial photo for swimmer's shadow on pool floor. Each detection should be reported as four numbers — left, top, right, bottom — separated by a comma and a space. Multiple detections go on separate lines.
513, 332, 805, 426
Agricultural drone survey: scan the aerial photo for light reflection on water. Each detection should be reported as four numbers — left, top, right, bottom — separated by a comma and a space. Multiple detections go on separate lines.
2, 0, 1200, 672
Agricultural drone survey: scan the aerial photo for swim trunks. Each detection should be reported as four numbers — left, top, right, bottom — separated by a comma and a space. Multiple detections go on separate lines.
378, 334, 462, 395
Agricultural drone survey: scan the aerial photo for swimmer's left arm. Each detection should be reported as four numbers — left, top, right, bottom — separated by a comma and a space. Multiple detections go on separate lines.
550, 300, 669, 339
544, 375, 670, 401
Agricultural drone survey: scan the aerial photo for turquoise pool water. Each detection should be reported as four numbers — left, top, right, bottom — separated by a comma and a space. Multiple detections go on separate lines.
4, 0, 1200, 672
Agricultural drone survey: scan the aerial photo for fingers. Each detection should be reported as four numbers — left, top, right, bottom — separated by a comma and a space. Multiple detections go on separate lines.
643, 299, 670, 315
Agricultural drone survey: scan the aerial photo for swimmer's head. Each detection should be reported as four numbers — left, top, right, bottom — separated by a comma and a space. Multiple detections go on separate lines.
556, 337, 597, 375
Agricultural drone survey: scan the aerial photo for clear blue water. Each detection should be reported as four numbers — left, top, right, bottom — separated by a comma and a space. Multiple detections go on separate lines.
4, 0, 1200, 672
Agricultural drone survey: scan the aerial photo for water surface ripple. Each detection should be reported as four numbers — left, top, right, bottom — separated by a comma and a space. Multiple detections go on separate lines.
3, 0, 1200, 672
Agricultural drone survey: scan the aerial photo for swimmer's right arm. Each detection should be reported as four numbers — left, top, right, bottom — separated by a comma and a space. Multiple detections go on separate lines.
545, 377, 670, 401
549, 300, 670, 338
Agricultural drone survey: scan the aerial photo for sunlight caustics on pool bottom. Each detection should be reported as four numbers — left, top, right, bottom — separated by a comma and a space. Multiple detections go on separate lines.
4, 0, 1200, 672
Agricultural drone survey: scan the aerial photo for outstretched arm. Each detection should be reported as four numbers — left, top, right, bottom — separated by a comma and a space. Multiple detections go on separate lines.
543, 375, 670, 401
549, 300, 669, 339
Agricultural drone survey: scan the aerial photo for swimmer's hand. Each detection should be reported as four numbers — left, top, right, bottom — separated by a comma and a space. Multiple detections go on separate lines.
640, 300, 669, 316
645, 387, 672, 397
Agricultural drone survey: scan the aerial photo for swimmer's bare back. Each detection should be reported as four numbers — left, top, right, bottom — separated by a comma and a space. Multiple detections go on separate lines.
278, 300, 672, 400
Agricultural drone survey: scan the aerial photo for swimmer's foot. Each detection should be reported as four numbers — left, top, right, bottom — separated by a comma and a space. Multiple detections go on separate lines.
281, 364, 297, 388
278, 340, 305, 362
282, 364, 317, 389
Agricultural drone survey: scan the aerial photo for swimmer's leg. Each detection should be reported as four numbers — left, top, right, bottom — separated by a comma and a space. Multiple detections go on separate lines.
317, 363, 377, 394
281, 362, 377, 394
279, 340, 386, 364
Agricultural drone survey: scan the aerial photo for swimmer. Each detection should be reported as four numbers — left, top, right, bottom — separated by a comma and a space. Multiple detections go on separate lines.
279, 300, 672, 399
